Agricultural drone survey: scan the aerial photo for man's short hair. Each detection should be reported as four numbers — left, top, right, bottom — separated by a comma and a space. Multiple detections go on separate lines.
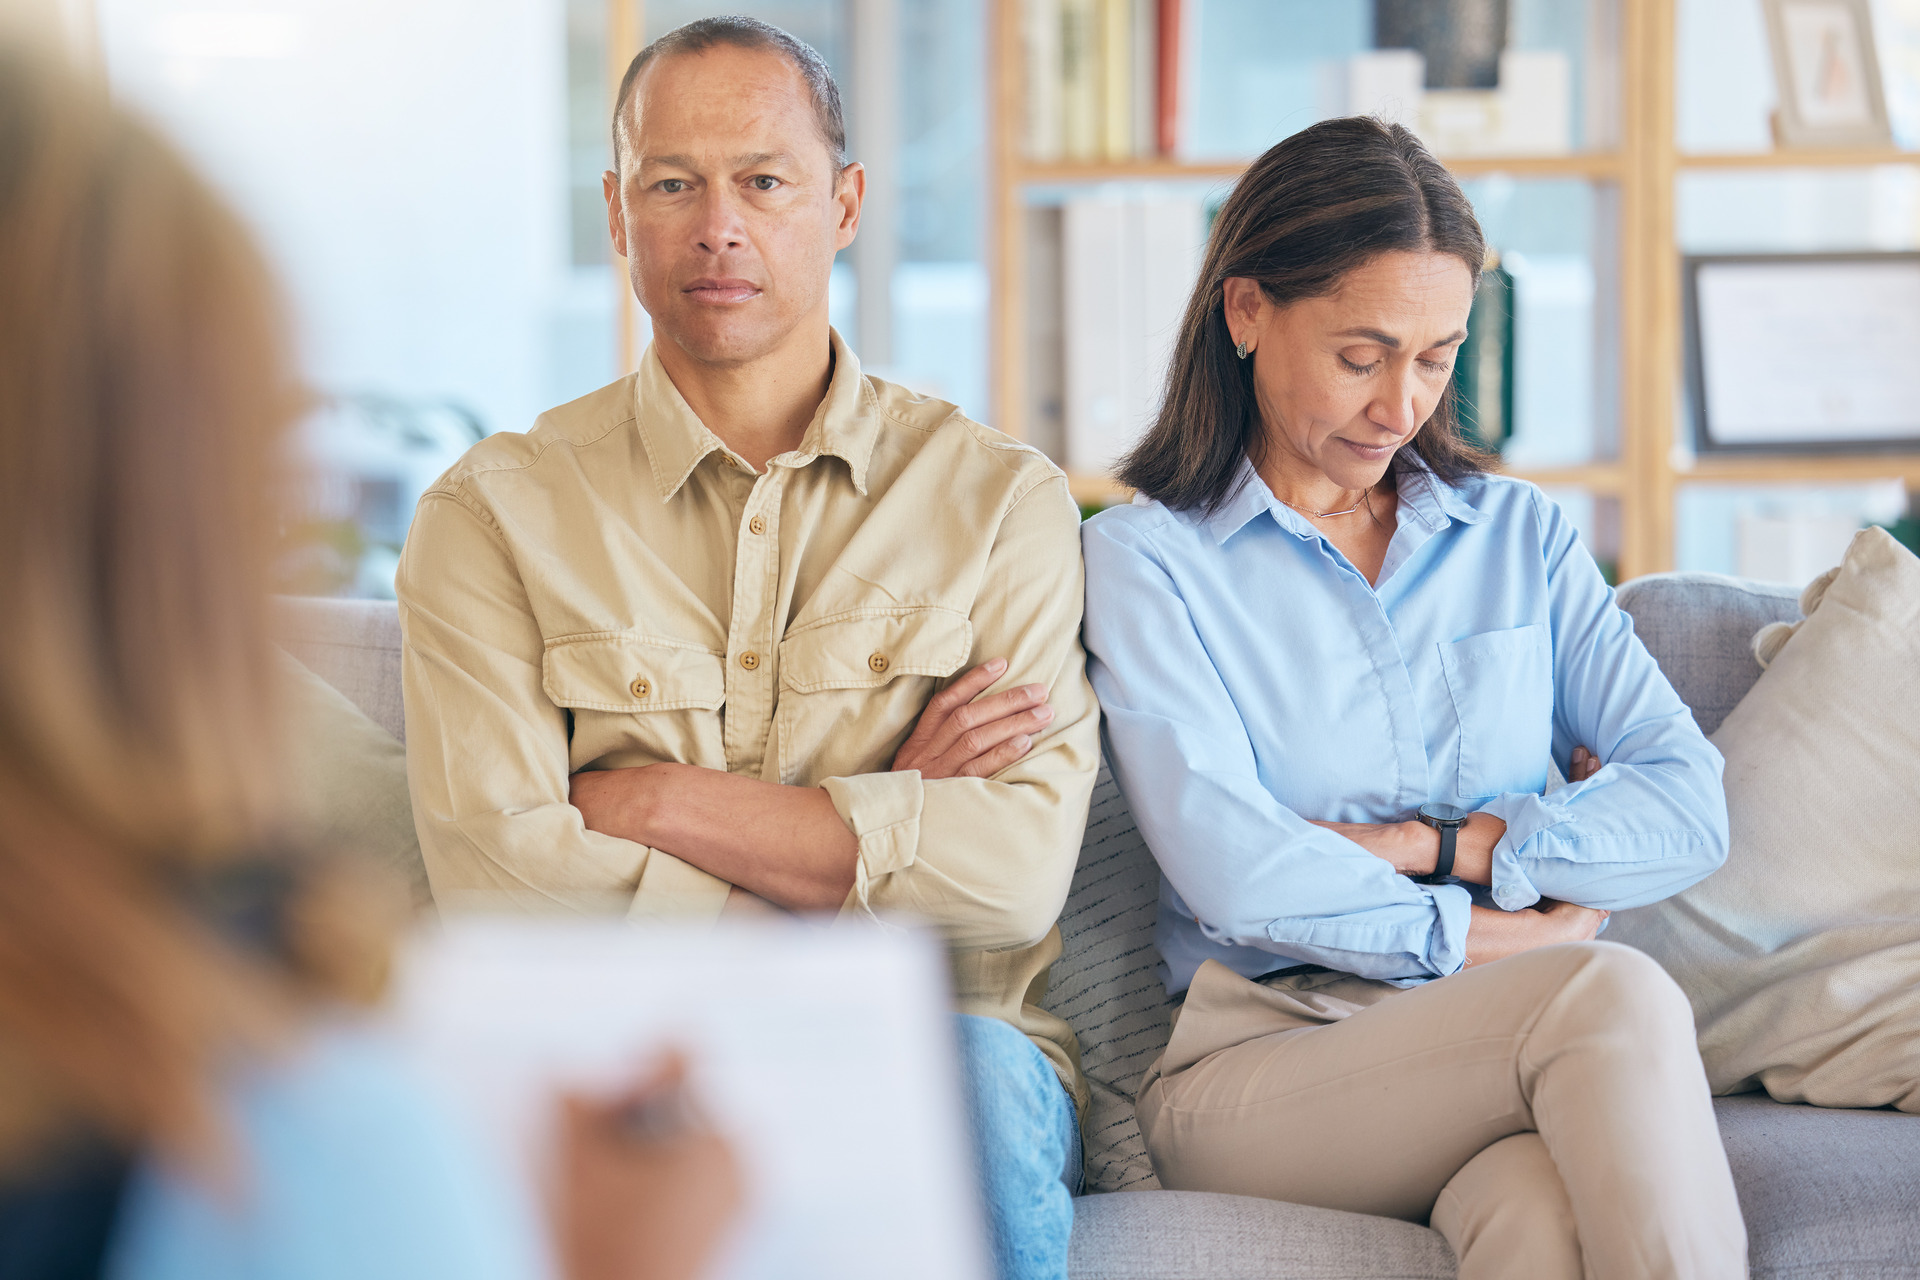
611, 16, 848, 173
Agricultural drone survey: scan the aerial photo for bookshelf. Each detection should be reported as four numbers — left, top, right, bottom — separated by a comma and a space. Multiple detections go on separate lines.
986, 0, 1920, 579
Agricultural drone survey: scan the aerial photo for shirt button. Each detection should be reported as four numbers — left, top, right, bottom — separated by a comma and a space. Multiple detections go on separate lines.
868, 652, 890, 674
739, 651, 760, 671
629, 677, 650, 698
748, 514, 766, 535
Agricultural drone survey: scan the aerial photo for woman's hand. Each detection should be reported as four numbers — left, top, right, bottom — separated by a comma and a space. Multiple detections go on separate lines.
891, 659, 1054, 780
557, 1052, 743, 1280
1569, 746, 1602, 782
1462, 900, 1608, 970
1313, 746, 1603, 883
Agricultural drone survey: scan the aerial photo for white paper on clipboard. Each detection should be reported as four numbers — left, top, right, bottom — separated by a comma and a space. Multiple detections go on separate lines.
387, 917, 992, 1280
1695, 257, 1920, 445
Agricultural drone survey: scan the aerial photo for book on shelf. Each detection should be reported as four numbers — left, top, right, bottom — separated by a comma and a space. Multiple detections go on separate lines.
1026, 0, 1178, 162
1060, 0, 1098, 161
1131, 0, 1156, 160
1154, 0, 1181, 155
1027, 1, 1575, 164
1024, 207, 1067, 462
1023, 0, 1061, 161
1059, 193, 1206, 475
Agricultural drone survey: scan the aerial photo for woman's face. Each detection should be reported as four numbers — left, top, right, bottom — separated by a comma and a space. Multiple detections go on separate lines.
1224, 250, 1475, 494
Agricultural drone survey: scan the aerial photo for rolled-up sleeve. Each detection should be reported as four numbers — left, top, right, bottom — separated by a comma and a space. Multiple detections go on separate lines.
821, 475, 1101, 951
1082, 517, 1471, 982
396, 490, 730, 922
1477, 494, 1730, 911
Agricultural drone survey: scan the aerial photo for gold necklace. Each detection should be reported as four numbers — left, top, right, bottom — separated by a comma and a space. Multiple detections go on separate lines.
1279, 487, 1372, 519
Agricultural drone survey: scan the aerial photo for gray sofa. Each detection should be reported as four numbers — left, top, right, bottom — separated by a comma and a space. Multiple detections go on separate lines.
273, 573, 1920, 1280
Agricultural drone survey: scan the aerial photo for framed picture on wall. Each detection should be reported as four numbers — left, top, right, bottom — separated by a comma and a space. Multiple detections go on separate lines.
1685, 253, 1920, 453
1761, 0, 1893, 148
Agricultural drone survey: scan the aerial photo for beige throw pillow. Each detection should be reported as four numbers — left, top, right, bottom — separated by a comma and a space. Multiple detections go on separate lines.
1610, 527, 1920, 1111
277, 647, 433, 909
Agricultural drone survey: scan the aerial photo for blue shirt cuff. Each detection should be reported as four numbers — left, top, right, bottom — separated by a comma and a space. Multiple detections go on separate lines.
1478, 792, 1576, 910
1427, 881, 1474, 975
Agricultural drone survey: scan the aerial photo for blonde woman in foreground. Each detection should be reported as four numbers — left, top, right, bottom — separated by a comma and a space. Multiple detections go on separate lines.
0, 45, 736, 1280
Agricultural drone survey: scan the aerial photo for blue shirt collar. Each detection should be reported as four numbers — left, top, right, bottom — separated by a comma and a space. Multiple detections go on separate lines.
1204, 452, 1490, 545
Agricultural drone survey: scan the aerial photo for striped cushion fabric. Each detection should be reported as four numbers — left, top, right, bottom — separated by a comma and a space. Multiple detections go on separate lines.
1043, 763, 1174, 1192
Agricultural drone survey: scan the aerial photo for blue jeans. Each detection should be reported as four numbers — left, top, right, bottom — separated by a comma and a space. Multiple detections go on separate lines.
955, 1014, 1081, 1280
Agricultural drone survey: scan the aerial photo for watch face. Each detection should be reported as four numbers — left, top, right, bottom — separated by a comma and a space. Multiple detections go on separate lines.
1419, 802, 1470, 825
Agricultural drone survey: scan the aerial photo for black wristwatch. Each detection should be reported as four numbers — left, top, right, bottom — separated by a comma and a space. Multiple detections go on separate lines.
1415, 803, 1469, 885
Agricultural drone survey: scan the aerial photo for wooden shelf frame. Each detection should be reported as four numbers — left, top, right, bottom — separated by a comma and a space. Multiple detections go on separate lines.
1679, 147, 1920, 170
1017, 152, 1627, 185
987, 0, 1920, 579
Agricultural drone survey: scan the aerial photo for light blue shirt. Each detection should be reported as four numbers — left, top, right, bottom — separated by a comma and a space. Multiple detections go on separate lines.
110, 1024, 549, 1280
1081, 458, 1729, 995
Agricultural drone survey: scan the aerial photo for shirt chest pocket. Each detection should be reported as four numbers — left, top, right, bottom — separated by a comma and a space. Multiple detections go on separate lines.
542, 633, 727, 770
774, 606, 973, 783
1439, 623, 1553, 800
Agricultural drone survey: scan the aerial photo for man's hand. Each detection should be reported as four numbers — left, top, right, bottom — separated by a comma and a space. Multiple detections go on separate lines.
565, 657, 1058, 914
890, 658, 1054, 781
1461, 900, 1608, 970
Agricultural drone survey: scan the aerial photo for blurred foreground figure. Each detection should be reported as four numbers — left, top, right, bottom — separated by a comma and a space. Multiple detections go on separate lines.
0, 43, 737, 1280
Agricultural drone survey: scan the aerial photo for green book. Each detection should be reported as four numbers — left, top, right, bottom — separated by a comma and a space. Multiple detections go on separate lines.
1454, 256, 1514, 452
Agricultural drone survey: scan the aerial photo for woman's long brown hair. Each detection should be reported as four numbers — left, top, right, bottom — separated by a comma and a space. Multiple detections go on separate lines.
0, 43, 389, 1171
1117, 117, 1495, 513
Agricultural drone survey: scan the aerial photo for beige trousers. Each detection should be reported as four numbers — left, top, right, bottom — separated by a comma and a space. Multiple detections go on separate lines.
1136, 943, 1747, 1280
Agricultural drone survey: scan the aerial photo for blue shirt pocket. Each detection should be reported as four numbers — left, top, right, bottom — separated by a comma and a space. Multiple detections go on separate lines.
1439, 623, 1552, 800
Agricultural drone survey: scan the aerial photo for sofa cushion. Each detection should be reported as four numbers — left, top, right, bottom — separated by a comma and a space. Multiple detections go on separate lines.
271, 596, 406, 742
1067, 1097, 1920, 1279
1043, 764, 1175, 1192
1614, 572, 1801, 736
277, 648, 431, 909
1611, 529, 1920, 1112
1069, 1189, 1454, 1280
1718, 1093, 1920, 1278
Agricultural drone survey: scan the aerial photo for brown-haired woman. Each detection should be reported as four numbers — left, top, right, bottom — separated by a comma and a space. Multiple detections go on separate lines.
1082, 117, 1745, 1277
0, 42, 734, 1280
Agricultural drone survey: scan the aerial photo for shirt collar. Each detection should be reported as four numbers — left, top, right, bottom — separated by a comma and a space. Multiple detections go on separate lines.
1203, 458, 1276, 544
1393, 452, 1490, 530
635, 326, 877, 500
1203, 450, 1490, 545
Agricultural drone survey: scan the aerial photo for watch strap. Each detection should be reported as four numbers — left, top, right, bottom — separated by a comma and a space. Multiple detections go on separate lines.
1433, 820, 1457, 882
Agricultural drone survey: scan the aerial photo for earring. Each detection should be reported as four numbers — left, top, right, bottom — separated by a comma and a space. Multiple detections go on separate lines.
1234, 339, 1251, 360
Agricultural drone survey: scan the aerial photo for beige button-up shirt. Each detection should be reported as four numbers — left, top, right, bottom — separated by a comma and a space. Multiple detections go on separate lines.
395, 332, 1099, 1111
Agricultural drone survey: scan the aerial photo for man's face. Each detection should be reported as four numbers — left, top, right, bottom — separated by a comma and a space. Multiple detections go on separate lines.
604, 45, 862, 367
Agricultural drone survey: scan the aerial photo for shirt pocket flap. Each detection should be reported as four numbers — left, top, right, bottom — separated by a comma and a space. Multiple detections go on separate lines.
542, 634, 726, 712
1439, 623, 1553, 799
780, 607, 973, 693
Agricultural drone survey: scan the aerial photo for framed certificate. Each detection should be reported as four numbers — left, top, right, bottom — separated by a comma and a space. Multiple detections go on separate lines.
1684, 253, 1920, 453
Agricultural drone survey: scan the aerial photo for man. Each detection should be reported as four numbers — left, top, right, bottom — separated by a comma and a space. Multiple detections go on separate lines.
394, 17, 1098, 1278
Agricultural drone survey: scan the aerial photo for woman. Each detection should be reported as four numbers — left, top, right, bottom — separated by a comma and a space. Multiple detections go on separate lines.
1081, 117, 1744, 1278
0, 43, 736, 1280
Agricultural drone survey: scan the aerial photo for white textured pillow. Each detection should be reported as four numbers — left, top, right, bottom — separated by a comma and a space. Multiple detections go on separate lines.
1610, 527, 1920, 1111
1043, 764, 1173, 1192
